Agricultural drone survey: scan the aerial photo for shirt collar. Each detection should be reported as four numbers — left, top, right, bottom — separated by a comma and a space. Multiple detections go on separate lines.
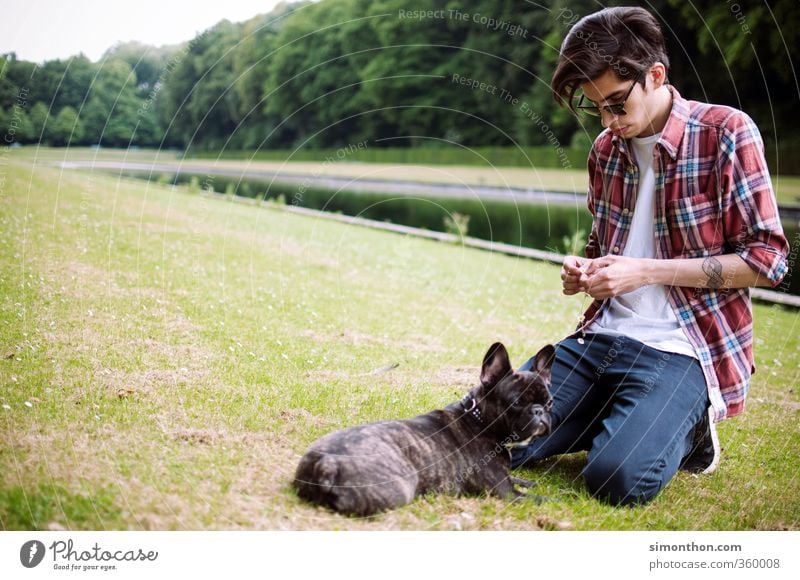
658, 86, 688, 160
611, 85, 688, 161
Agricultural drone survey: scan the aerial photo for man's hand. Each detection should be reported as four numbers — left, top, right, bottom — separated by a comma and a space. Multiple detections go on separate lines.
582, 255, 652, 299
561, 255, 590, 295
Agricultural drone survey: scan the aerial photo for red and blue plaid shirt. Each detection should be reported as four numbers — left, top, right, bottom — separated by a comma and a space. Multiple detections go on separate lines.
580, 86, 789, 422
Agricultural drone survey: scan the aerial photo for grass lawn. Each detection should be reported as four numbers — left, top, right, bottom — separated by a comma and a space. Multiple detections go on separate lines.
1, 158, 798, 530
15, 146, 800, 205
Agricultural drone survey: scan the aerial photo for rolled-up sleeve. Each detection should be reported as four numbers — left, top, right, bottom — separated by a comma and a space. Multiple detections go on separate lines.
720, 112, 789, 287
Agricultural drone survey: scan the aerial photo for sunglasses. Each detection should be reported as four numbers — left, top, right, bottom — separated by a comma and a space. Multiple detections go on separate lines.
576, 71, 643, 117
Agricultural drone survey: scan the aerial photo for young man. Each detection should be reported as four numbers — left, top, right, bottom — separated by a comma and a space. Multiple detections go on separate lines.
511, 6, 789, 506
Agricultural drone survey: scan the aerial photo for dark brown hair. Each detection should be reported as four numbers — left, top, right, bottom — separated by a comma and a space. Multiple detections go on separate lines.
551, 6, 669, 113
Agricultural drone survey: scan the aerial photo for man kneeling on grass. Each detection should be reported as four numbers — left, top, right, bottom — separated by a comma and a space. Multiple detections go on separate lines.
511, 6, 789, 506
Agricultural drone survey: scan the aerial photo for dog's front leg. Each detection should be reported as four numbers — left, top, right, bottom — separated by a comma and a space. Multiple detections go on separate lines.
488, 471, 540, 501
510, 475, 537, 488
508, 476, 548, 504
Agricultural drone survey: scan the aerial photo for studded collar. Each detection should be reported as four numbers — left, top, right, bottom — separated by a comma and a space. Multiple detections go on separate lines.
460, 393, 484, 425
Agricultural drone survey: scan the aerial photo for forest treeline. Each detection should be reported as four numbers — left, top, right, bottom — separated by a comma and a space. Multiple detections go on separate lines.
1, 0, 797, 171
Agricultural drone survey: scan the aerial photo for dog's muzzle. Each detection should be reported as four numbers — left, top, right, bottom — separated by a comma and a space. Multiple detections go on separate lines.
530, 404, 552, 436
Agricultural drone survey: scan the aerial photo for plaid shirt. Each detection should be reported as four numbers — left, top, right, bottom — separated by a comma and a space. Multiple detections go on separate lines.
579, 86, 789, 422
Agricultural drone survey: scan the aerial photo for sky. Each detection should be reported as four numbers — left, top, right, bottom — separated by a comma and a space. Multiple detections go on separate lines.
0, 0, 289, 64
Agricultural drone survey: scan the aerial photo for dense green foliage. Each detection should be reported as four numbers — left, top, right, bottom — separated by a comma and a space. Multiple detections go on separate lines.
1, 0, 798, 170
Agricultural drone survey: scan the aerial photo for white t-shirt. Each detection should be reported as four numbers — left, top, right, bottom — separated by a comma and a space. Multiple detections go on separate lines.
588, 132, 697, 358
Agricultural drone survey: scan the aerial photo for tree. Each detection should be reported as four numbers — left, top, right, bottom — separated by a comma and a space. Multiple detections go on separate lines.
157, 20, 244, 150
1, 105, 35, 144
27, 102, 51, 144
50, 106, 84, 146
103, 41, 182, 98
82, 59, 143, 146
227, 6, 299, 149
0, 53, 38, 110
28, 56, 95, 113
263, 0, 380, 148
663, 0, 799, 166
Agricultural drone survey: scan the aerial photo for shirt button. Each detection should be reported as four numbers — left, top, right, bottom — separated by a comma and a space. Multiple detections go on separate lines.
622, 208, 630, 215
613, 246, 620, 253
627, 166, 635, 174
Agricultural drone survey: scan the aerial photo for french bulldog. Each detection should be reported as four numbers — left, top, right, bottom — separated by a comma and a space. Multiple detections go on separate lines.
293, 342, 554, 516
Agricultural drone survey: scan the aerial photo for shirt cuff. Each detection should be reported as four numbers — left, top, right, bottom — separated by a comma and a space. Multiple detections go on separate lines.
737, 242, 789, 288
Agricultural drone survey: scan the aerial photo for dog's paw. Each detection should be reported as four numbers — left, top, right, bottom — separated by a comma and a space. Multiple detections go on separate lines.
510, 487, 548, 504
510, 475, 538, 488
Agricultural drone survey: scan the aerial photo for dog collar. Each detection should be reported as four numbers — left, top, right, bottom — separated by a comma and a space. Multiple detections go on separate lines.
461, 394, 484, 425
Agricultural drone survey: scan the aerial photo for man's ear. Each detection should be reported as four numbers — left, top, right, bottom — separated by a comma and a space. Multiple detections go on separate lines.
480, 343, 512, 387
648, 62, 668, 89
531, 344, 556, 384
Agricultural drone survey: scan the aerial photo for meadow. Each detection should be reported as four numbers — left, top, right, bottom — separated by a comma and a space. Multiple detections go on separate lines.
1, 157, 798, 530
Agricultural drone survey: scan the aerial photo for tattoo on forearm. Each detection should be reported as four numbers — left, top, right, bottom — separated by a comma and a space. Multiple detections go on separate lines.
702, 257, 724, 289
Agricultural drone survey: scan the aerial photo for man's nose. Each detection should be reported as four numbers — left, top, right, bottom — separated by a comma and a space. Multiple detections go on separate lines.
600, 109, 620, 127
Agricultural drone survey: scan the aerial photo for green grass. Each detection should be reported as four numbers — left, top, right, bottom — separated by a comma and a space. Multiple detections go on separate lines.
0, 485, 120, 530
1, 158, 798, 530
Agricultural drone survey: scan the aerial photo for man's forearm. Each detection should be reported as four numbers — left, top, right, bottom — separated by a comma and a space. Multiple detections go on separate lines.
644, 254, 767, 290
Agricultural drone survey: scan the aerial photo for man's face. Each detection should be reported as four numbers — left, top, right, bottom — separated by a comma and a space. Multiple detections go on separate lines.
580, 68, 659, 138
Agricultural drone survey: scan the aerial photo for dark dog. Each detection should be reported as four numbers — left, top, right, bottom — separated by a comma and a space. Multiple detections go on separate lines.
293, 342, 554, 516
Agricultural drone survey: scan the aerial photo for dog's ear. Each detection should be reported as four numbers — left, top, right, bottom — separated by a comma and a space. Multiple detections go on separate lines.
480, 342, 512, 386
530, 344, 556, 384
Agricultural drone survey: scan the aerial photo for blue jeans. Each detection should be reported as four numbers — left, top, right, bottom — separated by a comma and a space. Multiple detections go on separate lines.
512, 333, 708, 506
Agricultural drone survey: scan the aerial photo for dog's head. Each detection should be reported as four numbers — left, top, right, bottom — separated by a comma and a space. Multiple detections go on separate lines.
470, 342, 554, 446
